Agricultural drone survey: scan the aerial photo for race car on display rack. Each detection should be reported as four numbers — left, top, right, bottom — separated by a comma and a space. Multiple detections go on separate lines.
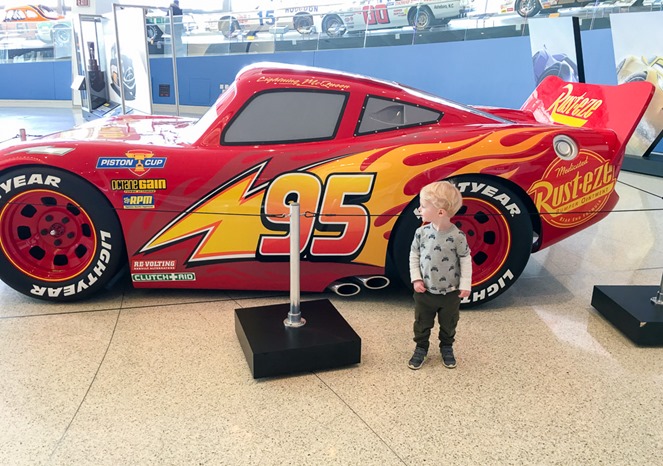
0, 4, 71, 45
0, 63, 653, 306
321, 0, 465, 37
213, 0, 338, 38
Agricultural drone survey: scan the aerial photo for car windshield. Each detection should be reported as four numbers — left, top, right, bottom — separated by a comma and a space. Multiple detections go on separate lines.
37, 5, 61, 20
180, 84, 237, 145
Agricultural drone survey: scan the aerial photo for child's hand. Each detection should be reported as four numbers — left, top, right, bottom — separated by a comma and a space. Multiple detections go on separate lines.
413, 280, 426, 293
459, 289, 470, 299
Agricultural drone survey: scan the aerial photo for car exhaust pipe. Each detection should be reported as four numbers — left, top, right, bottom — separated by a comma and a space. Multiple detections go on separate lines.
354, 275, 391, 290
328, 281, 362, 297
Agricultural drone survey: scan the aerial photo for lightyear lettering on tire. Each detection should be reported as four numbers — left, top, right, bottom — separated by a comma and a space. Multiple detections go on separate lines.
0, 168, 125, 301
391, 176, 533, 307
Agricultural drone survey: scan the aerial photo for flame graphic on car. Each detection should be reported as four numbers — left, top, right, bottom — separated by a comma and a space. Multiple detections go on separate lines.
140, 128, 557, 266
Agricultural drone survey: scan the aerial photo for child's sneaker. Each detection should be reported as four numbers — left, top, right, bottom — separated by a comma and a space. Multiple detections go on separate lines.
441, 345, 456, 369
408, 347, 427, 370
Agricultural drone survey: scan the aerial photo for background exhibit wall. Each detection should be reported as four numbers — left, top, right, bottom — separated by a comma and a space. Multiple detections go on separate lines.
0, 28, 617, 110
0, 60, 72, 101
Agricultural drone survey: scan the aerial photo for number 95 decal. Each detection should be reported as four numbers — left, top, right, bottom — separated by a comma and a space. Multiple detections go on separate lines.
258, 172, 376, 261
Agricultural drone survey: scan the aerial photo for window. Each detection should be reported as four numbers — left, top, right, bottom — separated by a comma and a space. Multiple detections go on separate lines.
10, 10, 27, 21
223, 90, 347, 145
356, 96, 442, 135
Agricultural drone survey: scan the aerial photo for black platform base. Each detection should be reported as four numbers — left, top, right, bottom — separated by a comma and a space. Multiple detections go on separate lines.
591, 285, 663, 346
622, 153, 663, 177
235, 299, 361, 378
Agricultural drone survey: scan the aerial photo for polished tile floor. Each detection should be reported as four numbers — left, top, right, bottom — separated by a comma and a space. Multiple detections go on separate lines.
1, 106, 663, 465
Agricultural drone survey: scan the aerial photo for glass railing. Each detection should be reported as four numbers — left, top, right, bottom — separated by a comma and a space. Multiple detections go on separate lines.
1, 0, 661, 63
155, 0, 662, 58
0, 18, 73, 62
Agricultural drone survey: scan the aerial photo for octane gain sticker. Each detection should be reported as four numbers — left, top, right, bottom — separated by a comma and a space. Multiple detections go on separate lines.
112, 179, 167, 193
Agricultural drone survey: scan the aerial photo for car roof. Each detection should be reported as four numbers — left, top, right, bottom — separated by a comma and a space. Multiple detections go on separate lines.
235, 62, 512, 123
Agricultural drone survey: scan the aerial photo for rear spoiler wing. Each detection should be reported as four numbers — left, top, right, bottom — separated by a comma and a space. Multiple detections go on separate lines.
521, 76, 654, 152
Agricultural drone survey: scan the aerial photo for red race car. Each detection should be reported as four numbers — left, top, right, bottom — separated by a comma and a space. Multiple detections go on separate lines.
0, 63, 653, 305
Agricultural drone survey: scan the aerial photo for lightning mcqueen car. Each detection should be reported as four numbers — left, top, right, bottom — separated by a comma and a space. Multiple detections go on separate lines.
0, 63, 653, 305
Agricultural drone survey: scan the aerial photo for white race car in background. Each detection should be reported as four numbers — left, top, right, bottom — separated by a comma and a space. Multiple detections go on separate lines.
320, 0, 465, 37
214, 0, 340, 37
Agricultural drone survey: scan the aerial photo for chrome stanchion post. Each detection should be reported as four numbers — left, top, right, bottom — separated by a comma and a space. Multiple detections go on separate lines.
284, 202, 306, 327
652, 272, 663, 306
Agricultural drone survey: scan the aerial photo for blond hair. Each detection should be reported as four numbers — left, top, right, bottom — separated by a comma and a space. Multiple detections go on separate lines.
420, 181, 463, 216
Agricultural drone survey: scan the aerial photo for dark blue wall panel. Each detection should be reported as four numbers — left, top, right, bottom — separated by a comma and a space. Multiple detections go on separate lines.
0, 28, 633, 110
145, 28, 613, 110
147, 36, 537, 109
53, 60, 73, 100
312, 36, 536, 109
0, 60, 71, 100
151, 52, 316, 106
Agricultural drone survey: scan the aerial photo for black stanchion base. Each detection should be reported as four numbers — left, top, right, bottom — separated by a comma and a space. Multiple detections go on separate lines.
591, 285, 663, 346
235, 299, 361, 378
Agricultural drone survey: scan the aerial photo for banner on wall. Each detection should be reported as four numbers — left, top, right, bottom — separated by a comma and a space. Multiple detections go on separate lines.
611, 11, 663, 158
528, 16, 584, 86
112, 5, 152, 115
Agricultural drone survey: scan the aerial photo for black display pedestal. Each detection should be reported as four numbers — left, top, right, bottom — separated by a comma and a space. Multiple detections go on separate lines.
622, 153, 663, 177
591, 285, 663, 346
235, 299, 361, 378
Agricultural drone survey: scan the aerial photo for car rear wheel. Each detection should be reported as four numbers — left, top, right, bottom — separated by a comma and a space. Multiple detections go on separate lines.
322, 14, 346, 37
0, 168, 125, 302
515, 0, 542, 17
408, 6, 434, 30
389, 176, 533, 308
293, 13, 314, 34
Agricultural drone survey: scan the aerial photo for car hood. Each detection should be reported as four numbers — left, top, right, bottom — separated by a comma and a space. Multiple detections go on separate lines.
40, 114, 196, 146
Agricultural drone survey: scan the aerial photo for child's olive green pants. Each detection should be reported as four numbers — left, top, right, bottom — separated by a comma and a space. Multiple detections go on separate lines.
412, 290, 461, 351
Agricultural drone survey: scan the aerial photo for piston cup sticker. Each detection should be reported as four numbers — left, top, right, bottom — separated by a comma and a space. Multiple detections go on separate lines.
527, 151, 615, 228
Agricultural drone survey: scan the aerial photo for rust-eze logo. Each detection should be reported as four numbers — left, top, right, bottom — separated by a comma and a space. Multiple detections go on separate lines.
527, 151, 615, 228
547, 84, 603, 127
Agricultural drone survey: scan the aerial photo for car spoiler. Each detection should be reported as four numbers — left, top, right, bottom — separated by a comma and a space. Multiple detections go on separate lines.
521, 75, 654, 152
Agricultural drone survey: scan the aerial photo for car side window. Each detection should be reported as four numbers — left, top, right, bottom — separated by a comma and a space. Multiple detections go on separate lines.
9, 10, 24, 21
222, 89, 348, 145
26, 10, 38, 19
356, 96, 442, 135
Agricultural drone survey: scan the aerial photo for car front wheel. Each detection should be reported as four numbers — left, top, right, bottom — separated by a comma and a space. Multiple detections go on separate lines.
0, 168, 125, 302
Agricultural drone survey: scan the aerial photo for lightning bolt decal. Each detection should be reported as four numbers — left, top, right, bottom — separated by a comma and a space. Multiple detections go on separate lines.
139, 162, 269, 263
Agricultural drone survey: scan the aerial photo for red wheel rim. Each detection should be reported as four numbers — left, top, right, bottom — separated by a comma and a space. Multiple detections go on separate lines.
0, 190, 97, 282
452, 198, 511, 286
